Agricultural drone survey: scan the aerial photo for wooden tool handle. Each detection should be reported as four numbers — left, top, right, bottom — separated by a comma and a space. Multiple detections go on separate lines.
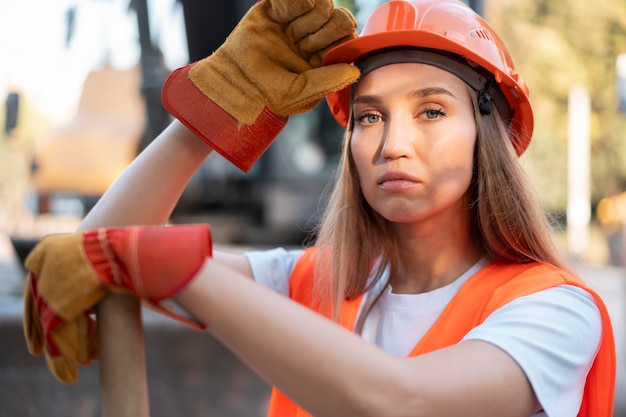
97, 294, 150, 417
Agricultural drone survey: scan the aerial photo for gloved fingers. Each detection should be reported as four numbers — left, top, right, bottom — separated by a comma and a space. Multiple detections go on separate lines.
75, 314, 99, 366
45, 317, 98, 384
23, 276, 44, 356
286, 0, 333, 42
267, 0, 316, 24
309, 33, 358, 68
299, 7, 358, 64
22, 232, 103, 385
44, 350, 78, 385
31, 232, 106, 321
278, 63, 360, 116
24, 233, 83, 281
23, 236, 48, 274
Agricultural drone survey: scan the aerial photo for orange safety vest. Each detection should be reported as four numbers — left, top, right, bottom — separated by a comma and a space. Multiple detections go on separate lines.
267, 248, 616, 417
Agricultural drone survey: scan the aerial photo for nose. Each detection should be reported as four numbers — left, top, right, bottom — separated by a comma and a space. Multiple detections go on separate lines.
380, 117, 414, 160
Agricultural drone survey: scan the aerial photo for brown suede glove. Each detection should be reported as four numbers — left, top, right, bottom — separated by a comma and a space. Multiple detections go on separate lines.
162, 0, 360, 172
23, 233, 105, 384
23, 225, 212, 384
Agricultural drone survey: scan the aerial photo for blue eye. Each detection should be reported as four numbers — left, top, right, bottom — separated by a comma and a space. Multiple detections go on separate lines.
357, 113, 382, 124
423, 107, 446, 120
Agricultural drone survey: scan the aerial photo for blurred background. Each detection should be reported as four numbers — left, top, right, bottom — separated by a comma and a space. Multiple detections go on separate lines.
1, 0, 625, 416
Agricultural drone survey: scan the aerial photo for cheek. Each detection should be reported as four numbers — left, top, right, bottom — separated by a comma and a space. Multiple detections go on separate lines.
349, 135, 372, 176
446, 117, 476, 167
452, 137, 475, 177
445, 136, 475, 169
427, 128, 476, 185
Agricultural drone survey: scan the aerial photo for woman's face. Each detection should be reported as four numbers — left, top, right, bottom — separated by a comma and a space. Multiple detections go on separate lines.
350, 63, 477, 225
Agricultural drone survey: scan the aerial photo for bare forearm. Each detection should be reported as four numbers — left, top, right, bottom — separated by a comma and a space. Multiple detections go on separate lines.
80, 120, 212, 230
176, 259, 401, 417
175, 259, 539, 417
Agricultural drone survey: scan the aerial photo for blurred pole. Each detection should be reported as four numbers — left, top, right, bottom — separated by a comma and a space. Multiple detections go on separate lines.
131, 0, 171, 154
615, 53, 626, 268
567, 84, 591, 259
4, 92, 19, 136
617, 54, 626, 114
616, 55, 626, 269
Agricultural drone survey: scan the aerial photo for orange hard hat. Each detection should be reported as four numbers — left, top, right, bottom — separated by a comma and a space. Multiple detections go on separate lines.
323, 0, 534, 155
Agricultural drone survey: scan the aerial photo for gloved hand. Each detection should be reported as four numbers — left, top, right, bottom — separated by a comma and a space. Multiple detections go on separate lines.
162, 0, 361, 172
23, 224, 212, 384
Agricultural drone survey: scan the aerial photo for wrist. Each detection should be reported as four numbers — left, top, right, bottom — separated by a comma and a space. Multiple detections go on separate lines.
162, 64, 287, 172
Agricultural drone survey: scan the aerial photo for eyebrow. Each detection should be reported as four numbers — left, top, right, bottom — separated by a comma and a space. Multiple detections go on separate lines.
412, 87, 457, 99
353, 86, 458, 105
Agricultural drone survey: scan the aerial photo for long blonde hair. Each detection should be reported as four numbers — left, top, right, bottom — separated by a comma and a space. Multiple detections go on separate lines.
312, 86, 569, 321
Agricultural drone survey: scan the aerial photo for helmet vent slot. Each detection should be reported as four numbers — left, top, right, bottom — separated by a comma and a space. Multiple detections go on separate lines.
471, 29, 494, 42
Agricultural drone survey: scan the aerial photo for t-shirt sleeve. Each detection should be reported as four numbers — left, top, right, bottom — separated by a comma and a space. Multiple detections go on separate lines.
244, 247, 305, 296
461, 285, 603, 417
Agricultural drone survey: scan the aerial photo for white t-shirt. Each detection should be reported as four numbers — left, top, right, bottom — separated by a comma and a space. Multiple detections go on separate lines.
245, 248, 603, 417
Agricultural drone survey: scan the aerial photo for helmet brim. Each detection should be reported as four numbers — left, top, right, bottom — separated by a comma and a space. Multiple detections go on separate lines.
323, 30, 534, 155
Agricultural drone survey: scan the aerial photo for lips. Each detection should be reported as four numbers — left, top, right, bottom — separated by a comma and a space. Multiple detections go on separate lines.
377, 171, 421, 191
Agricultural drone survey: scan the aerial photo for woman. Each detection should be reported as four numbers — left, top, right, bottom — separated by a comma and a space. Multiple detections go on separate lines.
24, 0, 615, 416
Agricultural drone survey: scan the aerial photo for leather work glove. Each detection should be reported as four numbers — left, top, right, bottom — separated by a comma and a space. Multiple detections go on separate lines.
23, 224, 212, 384
162, 0, 361, 172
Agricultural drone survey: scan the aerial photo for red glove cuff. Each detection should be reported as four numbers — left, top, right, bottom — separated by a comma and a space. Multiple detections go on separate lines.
82, 225, 212, 302
82, 225, 212, 330
162, 64, 287, 173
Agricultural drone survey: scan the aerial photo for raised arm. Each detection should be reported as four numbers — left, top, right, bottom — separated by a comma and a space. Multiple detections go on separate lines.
81, 0, 360, 230
24, 0, 361, 388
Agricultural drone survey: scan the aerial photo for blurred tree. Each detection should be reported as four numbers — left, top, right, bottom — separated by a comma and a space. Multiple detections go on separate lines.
336, 0, 356, 10
488, 0, 626, 212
